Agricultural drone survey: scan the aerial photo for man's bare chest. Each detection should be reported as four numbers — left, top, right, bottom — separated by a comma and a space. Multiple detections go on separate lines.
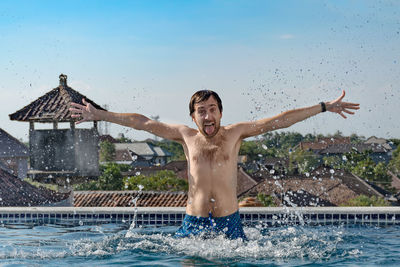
187, 136, 235, 163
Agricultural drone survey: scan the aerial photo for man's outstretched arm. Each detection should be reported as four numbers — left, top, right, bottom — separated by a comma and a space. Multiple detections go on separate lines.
69, 99, 187, 142
233, 90, 360, 139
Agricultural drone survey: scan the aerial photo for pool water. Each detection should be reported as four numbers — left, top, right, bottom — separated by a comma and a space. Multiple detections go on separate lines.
0, 223, 399, 266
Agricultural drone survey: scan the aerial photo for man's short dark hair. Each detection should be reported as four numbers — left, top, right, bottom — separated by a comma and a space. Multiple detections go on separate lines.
189, 90, 223, 115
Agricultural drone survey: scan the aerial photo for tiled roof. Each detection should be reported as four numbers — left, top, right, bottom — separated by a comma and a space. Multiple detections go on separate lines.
114, 149, 134, 162
364, 136, 392, 149
0, 128, 29, 158
319, 143, 388, 154
74, 191, 187, 207
0, 167, 69, 206
237, 168, 259, 196
298, 137, 351, 150
115, 142, 172, 157
9, 74, 105, 122
239, 166, 383, 206
262, 157, 288, 166
389, 171, 400, 191
0, 161, 13, 174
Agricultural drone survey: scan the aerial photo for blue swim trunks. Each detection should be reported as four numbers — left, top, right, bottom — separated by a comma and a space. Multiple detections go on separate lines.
175, 210, 247, 240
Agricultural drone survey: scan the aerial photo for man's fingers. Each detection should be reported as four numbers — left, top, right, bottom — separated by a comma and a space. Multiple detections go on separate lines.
339, 112, 347, 119
69, 107, 83, 114
70, 102, 85, 109
343, 102, 360, 107
343, 109, 355, 115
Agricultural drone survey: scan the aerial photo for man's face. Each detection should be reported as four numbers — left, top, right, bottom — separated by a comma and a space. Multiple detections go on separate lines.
192, 96, 222, 138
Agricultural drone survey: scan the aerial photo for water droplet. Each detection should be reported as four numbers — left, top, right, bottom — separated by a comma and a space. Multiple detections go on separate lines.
262, 144, 268, 150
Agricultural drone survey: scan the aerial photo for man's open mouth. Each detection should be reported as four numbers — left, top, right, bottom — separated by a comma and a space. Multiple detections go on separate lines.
204, 122, 215, 135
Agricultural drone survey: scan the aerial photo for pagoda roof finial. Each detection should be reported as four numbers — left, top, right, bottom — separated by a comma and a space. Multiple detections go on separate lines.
59, 74, 67, 87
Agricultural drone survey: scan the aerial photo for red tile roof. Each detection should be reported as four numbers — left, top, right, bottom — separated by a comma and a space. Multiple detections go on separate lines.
298, 137, 351, 150
74, 191, 187, 207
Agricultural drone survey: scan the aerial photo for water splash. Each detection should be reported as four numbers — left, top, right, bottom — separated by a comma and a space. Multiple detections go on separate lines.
125, 184, 144, 238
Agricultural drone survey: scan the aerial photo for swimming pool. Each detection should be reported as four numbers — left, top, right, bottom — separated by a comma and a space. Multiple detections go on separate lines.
1, 207, 400, 266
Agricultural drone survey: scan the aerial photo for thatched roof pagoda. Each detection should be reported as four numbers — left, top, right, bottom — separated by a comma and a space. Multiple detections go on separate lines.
9, 74, 105, 186
9, 74, 105, 123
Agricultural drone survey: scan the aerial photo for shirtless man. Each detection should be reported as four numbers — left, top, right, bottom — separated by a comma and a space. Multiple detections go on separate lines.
69, 90, 359, 239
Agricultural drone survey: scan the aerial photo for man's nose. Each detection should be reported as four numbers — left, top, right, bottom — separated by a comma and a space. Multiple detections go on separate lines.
205, 112, 210, 119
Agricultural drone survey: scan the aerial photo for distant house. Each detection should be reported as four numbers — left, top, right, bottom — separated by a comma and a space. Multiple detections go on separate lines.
364, 136, 395, 150
296, 136, 392, 164
239, 165, 386, 207
0, 128, 29, 179
113, 142, 172, 166
319, 143, 391, 164
297, 137, 351, 153
364, 136, 396, 162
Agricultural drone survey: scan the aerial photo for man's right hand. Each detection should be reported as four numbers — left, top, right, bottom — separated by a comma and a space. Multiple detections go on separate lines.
69, 98, 99, 124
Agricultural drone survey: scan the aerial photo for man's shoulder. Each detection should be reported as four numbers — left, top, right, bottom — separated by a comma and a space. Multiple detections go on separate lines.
180, 125, 198, 136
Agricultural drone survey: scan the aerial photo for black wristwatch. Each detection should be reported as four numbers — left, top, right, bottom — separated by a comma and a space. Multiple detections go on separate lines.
320, 102, 327, 112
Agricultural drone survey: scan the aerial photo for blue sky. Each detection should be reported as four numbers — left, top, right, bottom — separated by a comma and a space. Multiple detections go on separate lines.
1, 0, 399, 141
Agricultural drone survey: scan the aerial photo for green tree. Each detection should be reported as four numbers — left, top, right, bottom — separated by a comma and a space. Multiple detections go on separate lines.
341, 195, 389, 207
323, 156, 342, 169
389, 139, 400, 147
373, 162, 393, 191
262, 131, 304, 150
289, 149, 320, 174
239, 140, 276, 161
124, 170, 188, 191
342, 149, 371, 171
75, 163, 124, 190
352, 157, 376, 181
350, 133, 365, 144
99, 141, 116, 162
389, 146, 400, 175
257, 193, 276, 207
